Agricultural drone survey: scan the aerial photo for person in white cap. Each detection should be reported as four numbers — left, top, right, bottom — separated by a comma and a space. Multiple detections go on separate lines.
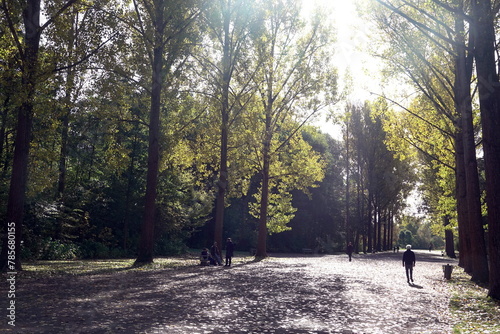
402, 244, 416, 284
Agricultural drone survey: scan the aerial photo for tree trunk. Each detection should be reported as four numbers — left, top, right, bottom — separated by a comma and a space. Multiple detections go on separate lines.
444, 216, 456, 258
255, 89, 273, 258
57, 12, 77, 201
58, 111, 69, 198
454, 127, 470, 271
344, 120, 351, 243
367, 192, 373, 253
136, 0, 165, 264
471, 0, 500, 298
0, 0, 41, 271
123, 138, 138, 251
376, 204, 382, 252
214, 1, 232, 248
256, 149, 270, 258
455, 13, 489, 283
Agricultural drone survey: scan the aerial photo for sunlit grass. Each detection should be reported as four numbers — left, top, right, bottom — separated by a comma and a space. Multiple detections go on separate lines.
19, 257, 198, 278
449, 267, 500, 333
15, 251, 256, 278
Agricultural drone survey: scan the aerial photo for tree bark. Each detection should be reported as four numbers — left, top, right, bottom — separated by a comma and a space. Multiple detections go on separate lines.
455, 127, 471, 271
136, 0, 165, 264
443, 215, 456, 258
256, 148, 270, 258
0, 0, 41, 271
344, 119, 351, 244
367, 191, 373, 253
214, 0, 232, 249
455, 12, 489, 283
471, 0, 500, 298
255, 101, 272, 258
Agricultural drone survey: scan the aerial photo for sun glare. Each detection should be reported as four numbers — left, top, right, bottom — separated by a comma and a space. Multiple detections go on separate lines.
301, 0, 374, 95
301, 0, 385, 136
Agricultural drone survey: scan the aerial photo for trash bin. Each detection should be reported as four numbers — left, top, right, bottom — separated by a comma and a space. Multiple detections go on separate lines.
443, 264, 453, 280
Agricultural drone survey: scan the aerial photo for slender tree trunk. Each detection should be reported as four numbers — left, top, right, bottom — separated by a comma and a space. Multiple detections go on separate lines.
455, 13, 489, 283
58, 111, 69, 197
471, 0, 500, 298
376, 204, 382, 251
453, 10, 471, 271
0, 0, 41, 271
57, 11, 77, 201
367, 192, 373, 253
256, 86, 273, 258
444, 216, 456, 258
455, 129, 471, 272
355, 231, 360, 254
123, 139, 138, 251
136, 0, 165, 264
344, 120, 351, 243
214, 1, 231, 248
383, 210, 387, 251
256, 147, 270, 258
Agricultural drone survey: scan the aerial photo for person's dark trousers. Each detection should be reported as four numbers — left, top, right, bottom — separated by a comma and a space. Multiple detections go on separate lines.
225, 256, 232, 266
405, 264, 413, 282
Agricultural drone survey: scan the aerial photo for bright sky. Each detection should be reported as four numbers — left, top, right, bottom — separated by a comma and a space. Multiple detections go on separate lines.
301, 0, 385, 138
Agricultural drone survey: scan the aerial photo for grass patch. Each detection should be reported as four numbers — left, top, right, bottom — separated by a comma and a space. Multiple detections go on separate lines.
449, 266, 500, 333
8, 251, 256, 279
18, 257, 199, 278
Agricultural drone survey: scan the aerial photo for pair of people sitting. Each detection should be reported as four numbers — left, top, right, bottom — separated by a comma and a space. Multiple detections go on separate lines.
200, 246, 222, 266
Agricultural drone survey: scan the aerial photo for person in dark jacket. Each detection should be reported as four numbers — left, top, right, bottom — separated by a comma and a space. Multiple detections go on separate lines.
402, 244, 416, 283
346, 242, 354, 262
225, 238, 234, 267
210, 241, 222, 265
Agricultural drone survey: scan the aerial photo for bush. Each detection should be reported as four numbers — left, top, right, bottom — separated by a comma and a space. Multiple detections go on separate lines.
78, 240, 110, 259
155, 238, 187, 256
37, 238, 78, 260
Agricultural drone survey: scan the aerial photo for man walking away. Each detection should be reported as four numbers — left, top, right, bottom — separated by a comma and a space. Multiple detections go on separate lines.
402, 244, 416, 284
346, 242, 354, 262
225, 238, 234, 267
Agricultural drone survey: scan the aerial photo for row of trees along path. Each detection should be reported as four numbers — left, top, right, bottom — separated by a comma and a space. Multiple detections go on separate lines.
0, 251, 458, 333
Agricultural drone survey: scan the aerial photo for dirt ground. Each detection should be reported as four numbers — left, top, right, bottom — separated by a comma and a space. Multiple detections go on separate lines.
1, 250, 458, 334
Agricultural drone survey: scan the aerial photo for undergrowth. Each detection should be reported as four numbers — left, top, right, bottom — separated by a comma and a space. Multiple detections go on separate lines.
449, 267, 500, 333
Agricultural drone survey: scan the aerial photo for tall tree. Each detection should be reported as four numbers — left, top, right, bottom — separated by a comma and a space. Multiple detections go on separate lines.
128, 0, 201, 264
250, 0, 335, 258
0, 0, 79, 270
199, 0, 257, 248
470, 0, 500, 297
454, 2, 488, 282
372, 0, 489, 282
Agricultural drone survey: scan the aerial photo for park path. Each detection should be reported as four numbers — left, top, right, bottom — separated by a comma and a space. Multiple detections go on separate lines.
1, 250, 458, 334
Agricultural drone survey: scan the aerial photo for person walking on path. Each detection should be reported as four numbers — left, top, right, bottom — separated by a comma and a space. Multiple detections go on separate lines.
225, 238, 234, 267
402, 244, 416, 283
346, 242, 354, 262
211, 241, 222, 265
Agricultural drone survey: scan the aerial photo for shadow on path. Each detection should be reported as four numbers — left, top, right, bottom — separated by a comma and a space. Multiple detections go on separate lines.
0, 252, 456, 333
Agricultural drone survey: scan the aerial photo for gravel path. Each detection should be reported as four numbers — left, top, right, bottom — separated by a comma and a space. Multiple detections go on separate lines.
1, 250, 458, 333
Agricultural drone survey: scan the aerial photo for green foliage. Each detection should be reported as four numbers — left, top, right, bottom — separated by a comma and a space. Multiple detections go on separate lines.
25, 238, 78, 261
0, 0, 414, 264
397, 214, 444, 249
399, 230, 413, 247
78, 240, 111, 259
247, 128, 326, 235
